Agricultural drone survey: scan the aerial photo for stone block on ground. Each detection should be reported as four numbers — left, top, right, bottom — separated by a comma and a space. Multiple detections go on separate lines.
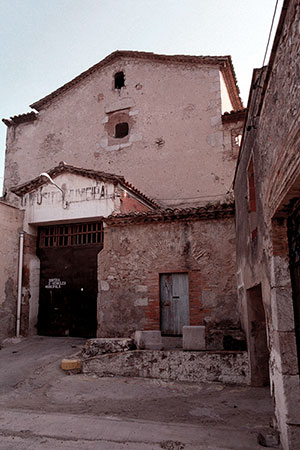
134, 330, 162, 350
81, 338, 135, 359
183, 326, 205, 351
61, 358, 82, 372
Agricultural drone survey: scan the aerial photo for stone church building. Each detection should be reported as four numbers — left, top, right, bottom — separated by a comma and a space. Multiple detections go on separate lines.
0, 50, 244, 345
2, 2, 300, 447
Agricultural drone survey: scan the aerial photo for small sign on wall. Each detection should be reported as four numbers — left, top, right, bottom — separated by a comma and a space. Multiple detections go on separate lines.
45, 278, 67, 289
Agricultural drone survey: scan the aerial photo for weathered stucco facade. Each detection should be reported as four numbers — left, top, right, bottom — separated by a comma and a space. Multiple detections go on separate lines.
1, 50, 244, 350
3, 51, 243, 207
0, 202, 23, 339
234, 1, 300, 448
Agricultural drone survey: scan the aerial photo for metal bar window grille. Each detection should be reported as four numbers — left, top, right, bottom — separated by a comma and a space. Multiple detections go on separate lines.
39, 222, 103, 248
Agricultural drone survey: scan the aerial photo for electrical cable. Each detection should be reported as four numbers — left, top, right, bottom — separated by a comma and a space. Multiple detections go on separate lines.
262, 0, 280, 67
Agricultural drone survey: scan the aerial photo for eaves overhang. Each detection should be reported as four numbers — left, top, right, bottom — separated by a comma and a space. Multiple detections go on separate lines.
104, 202, 235, 226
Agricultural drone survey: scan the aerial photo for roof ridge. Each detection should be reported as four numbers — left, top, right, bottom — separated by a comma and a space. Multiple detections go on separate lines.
28, 50, 241, 111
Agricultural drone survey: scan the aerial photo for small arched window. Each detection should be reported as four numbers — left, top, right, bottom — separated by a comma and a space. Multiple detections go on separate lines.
114, 71, 125, 89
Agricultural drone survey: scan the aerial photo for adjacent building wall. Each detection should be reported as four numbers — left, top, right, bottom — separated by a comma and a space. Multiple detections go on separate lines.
0, 201, 24, 340
234, 1, 300, 448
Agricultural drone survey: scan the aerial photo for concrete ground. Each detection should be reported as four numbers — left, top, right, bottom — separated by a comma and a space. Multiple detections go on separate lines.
0, 336, 279, 449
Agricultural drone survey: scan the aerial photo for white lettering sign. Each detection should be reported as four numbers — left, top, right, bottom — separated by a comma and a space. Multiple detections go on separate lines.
45, 278, 67, 289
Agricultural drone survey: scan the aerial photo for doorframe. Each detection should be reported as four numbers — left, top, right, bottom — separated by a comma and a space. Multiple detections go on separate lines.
159, 272, 190, 336
245, 283, 270, 386
35, 221, 103, 337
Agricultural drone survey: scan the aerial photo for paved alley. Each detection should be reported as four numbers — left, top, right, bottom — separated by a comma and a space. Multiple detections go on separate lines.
0, 336, 277, 449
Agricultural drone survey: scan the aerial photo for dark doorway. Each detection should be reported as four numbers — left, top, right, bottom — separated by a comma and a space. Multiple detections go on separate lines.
160, 273, 189, 335
37, 223, 103, 338
287, 205, 300, 373
246, 284, 270, 386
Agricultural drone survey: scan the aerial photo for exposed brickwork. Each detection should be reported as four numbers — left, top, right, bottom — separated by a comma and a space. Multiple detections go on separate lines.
119, 191, 151, 214
98, 217, 239, 347
272, 218, 289, 257
247, 157, 256, 213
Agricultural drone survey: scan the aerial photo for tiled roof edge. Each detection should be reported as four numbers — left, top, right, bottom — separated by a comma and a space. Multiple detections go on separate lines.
2, 112, 38, 127
222, 109, 247, 123
104, 203, 235, 226
220, 57, 243, 111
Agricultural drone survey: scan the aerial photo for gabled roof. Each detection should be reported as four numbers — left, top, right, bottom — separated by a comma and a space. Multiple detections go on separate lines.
10, 161, 159, 209
28, 50, 242, 112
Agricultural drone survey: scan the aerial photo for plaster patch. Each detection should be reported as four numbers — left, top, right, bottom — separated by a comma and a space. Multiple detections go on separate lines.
134, 298, 149, 306
202, 290, 217, 308
210, 115, 221, 127
135, 285, 148, 293
129, 132, 142, 143
206, 132, 223, 147
100, 280, 110, 291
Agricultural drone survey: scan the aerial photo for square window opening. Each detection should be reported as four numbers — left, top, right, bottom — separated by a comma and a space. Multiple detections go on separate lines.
115, 122, 129, 138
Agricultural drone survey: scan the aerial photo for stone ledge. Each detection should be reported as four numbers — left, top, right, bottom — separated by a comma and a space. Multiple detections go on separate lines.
82, 349, 250, 385
81, 338, 135, 359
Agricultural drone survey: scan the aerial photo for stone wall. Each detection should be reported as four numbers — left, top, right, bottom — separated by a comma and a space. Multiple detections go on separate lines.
234, 1, 300, 448
82, 349, 249, 385
97, 215, 241, 349
0, 201, 24, 340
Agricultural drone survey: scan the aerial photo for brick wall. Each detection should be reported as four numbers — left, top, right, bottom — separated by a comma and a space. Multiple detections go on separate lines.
97, 216, 240, 348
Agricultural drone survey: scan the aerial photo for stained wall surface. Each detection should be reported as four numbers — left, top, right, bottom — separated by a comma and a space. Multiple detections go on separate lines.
98, 215, 240, 348
0, 202, 24, 339
3, 55, 242, 207
234, 1, 300, 448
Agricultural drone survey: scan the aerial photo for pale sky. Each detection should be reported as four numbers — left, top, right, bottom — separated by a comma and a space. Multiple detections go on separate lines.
0, 0, 283, 189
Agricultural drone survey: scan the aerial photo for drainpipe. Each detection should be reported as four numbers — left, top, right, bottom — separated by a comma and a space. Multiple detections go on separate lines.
16, 231, 24, 337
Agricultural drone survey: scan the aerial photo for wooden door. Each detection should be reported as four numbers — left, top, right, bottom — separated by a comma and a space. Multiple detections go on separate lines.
160, 273, 189, 335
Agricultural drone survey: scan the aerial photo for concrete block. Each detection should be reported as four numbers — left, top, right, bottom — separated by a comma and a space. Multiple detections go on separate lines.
134, 330, 162, 350
183, 326, 206, 351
